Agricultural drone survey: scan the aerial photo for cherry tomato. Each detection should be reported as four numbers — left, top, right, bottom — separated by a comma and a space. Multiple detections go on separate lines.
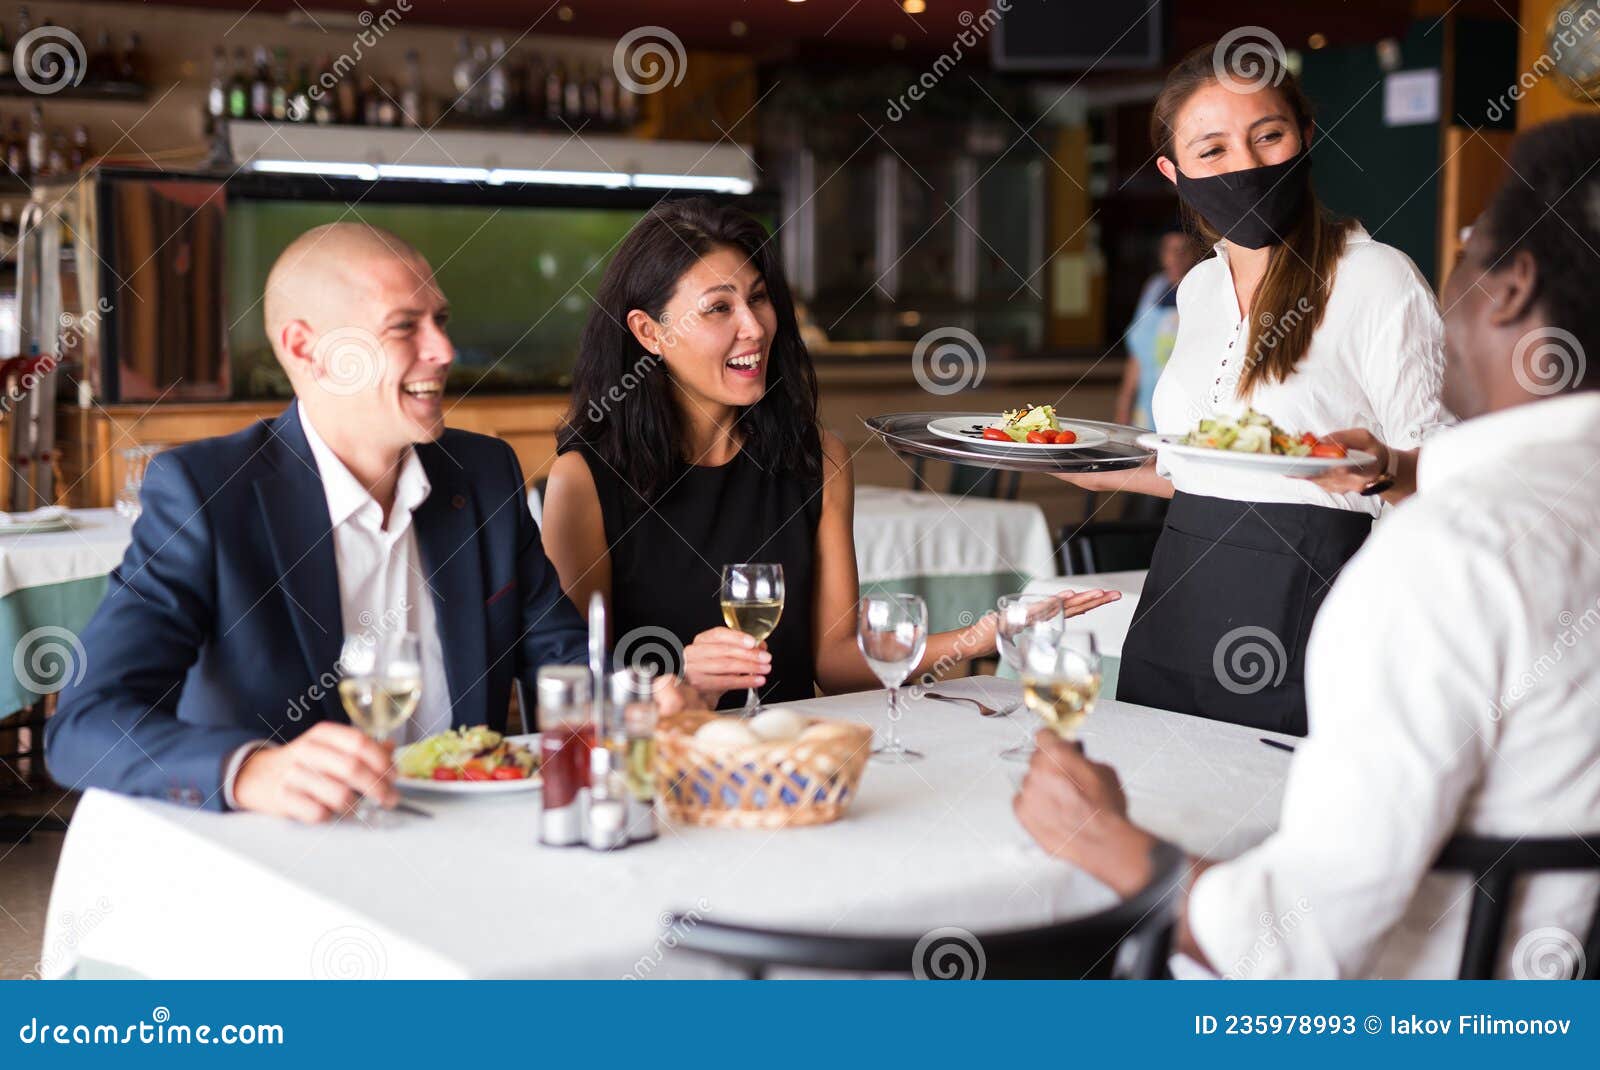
1054, 430, 1077, 444
1026, 430, 1052, 444
461, 761, 492, 782
431, 767, 459, 781
1300, 432, 1318, 446
982, 427, 1011, 441
1310, 441, 1348, 458
491, 765, 526, 780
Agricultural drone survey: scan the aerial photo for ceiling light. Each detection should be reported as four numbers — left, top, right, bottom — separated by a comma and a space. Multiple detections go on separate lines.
903, 0, 927, 13
1308, 32, 1328, 50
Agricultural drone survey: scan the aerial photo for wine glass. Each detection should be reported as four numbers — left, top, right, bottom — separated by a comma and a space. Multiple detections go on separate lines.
995, 593, 1065, 763
1017, 627, 1101, 747
720, 563, 784, 717
857, 593, 928, 763
337, 631, 422, 826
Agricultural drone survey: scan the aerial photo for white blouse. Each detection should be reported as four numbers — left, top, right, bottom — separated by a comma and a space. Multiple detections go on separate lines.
1150, 225, 1453, 515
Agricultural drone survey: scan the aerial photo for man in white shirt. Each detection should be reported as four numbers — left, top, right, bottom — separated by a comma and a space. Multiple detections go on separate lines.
1013, 115, 1600, 978
47, 224, 648, 821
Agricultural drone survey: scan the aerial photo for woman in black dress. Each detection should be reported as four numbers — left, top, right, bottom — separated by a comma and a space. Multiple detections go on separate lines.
543, 198, 1117, 709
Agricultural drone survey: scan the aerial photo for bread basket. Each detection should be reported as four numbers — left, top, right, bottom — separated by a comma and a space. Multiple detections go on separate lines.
654, 711, 873, 829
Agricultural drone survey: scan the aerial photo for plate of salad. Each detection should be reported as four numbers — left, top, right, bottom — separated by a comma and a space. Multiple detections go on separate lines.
927, 405, 1110, 450
1136, 410, 1375, 477
395, 726, 542, 794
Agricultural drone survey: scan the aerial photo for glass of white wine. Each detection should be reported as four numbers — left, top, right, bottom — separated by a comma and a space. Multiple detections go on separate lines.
338, 631, 423, 826
857, 592, 928, 763
720, 563, 785, 717
995, 593, 1065, 762
1017, 627, 1101, 745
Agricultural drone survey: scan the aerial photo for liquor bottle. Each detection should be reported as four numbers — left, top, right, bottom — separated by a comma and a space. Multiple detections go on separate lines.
544, 61, 563, 122
26, 104, 46, 178
89, 28, 116, 84
120, 31, 147, 84
522, 52, 546, 123
310, 57, 335, 124
451, 35, 475, 118
269, 47, 289, 121
373, 79, 398, 127
400, 49, 424, 127
288, 63, 311, 122
619, 78, 639, 127
336, 66, 360, 124
46, 130, 65, 175
5, 119, 26, 179
249, 46, 271, 119
69, 124, 91, 170
0, 20, 11, 80
15, 8, 31, 41
362, 78, 382, 126
581, 66, 601, 124
599, 67, 618, 126
486, 38, 509, 120
562, 62, 582, 122
470, 40, 490, 117
227, 47, 249, 119
206, 46, 227, 131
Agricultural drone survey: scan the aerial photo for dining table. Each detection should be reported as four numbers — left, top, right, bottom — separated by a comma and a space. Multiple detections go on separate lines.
40, 673, 1293, 980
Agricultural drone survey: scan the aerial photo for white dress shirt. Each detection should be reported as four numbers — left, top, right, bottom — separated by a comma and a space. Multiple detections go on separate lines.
222, 407, 454, 808
299, 405, 453, 745
1151, 225, 1453, 515
1188, 392, 1600, 978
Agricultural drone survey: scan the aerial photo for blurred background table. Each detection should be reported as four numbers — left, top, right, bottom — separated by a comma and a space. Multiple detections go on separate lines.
41, 676, 1292, 979
852, 485, 1058, 631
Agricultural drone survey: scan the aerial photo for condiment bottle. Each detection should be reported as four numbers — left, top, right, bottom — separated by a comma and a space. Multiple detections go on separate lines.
585, 745, 628, 851
611, 667, 658, 843
537, 666, 592, 847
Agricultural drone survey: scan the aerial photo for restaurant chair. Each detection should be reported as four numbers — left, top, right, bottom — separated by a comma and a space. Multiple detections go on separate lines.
1430, 833, 1600, 979
907, 456, 1021, 500
1057, 518, 1164, 575
666, 840, 1185, 979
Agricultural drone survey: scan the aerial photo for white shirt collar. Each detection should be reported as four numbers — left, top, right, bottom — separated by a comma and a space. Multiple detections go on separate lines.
1419, 391, 1600, 492
297, 401, 432, 531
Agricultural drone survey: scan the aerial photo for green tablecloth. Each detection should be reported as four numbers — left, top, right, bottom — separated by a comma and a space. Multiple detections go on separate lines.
1, 576, 110, 718
859, 571, 1032, 634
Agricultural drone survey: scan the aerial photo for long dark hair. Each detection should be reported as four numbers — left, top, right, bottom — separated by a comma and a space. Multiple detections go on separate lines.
558, 197, 821, 499
1151, 41, 1358, 397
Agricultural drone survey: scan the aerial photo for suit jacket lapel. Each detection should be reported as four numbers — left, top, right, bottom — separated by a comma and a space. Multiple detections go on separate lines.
412, 443, 487, 728
254, 406, 346, 723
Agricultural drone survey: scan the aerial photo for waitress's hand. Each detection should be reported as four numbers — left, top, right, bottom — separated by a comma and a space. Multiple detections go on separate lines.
681, 627, 770, 709
1297, 429, 1414, 501
963, 589, 1123, 659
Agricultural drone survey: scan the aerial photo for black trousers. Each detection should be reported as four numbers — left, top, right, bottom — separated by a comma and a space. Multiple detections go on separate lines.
1118, 492, 1373, 737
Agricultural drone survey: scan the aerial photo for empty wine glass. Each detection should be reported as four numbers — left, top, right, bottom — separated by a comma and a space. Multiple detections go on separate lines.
1017, 627, 1102, 747
337, 631, 422, 826
720, 563, 784, 717
995, 593, 1065, 763
857, 593, 928, 763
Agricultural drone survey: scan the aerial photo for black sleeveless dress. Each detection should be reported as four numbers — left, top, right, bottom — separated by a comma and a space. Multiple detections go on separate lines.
572, 444, 822, 710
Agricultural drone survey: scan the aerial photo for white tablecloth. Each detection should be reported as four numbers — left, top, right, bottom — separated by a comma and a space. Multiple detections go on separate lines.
0, 509, 131, 599
852, 485, 1057, 584
1025, 570, 1147, 657
42, 676, 1291, 979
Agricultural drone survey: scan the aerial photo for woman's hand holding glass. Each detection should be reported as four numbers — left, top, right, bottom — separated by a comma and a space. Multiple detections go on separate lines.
681, 627, 772, 709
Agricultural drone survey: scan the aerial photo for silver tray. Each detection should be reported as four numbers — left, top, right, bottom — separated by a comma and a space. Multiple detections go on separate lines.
863, 412, 1154, 474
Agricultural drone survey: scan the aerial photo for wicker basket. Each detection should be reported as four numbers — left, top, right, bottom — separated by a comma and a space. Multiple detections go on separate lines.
654, 711, 873, 829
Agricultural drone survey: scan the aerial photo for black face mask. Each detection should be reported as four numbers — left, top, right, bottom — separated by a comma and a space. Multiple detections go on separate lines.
1174, 150, 1312, 249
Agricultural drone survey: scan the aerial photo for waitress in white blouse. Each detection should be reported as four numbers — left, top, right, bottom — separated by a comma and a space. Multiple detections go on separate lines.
1065, 42, 1451, 736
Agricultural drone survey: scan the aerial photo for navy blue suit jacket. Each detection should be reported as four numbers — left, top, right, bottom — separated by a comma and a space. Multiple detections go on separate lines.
45, 405, 588, 809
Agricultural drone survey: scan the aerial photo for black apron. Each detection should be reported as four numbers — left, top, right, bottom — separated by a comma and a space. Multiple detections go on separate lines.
1118, 491, 1372, 736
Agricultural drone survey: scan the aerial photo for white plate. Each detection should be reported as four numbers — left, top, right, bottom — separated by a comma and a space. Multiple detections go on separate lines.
396, 732, 542, 795
1136, 433, 1376, 477
926, 416, 1109, 450
0, 509, 77, 535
